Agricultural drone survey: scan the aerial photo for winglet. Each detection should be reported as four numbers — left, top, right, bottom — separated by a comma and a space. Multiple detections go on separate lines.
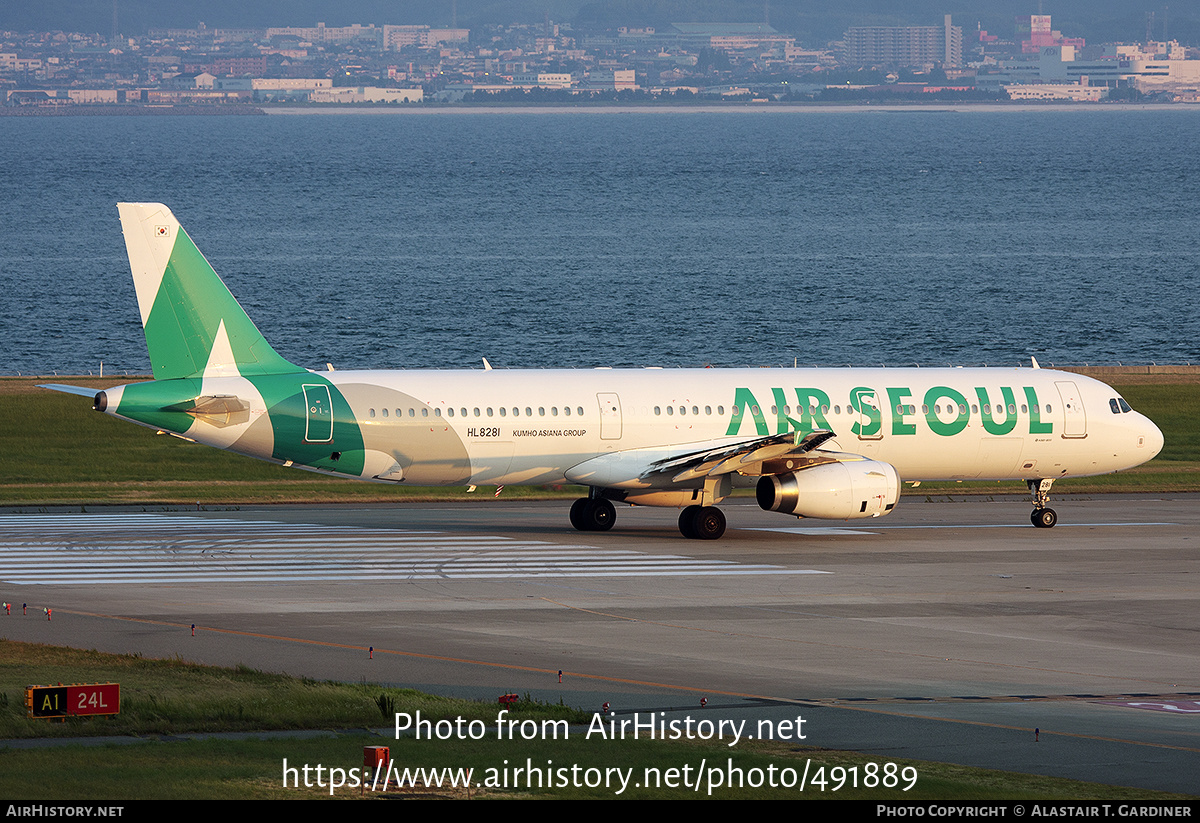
117, 203, 305, 381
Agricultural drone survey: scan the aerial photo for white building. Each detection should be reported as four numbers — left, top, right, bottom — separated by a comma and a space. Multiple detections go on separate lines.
309, 86, 423, 103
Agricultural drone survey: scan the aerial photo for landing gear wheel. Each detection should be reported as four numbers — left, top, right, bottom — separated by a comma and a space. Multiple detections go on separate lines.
588, 498, 616, 532
691, 506, 726, 540
678, 506, 702, 539
679, 505, 726, 539
1031, 507, 1058, 528
569, 498, 591, 531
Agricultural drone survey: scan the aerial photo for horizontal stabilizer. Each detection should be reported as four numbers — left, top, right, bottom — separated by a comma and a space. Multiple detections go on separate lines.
38, 384, 101, 398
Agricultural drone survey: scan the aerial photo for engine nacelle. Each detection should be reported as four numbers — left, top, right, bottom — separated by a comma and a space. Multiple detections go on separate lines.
756, 460, 900, 520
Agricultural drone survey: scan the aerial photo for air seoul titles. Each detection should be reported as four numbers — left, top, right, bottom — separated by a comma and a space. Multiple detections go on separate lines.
724, 383, 1055, 440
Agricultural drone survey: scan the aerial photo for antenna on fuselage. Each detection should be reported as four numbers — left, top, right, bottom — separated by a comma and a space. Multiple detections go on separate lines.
1031, 357, 1041, 369
482, 358, 493, 371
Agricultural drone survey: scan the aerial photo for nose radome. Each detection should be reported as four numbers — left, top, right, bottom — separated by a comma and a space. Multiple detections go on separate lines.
1142, 415, 1164, 460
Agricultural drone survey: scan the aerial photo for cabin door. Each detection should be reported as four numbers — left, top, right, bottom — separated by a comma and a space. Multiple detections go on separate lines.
597, 393, 622, 440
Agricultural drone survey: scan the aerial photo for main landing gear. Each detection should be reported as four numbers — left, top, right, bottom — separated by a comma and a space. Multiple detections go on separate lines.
1028, 478, 1057, 528
567, 496, 728, 540
678, 505, 727, 540
569, 497, 615, 532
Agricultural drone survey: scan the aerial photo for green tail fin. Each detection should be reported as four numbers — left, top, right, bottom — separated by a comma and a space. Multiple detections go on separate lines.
117, 202, 305, 380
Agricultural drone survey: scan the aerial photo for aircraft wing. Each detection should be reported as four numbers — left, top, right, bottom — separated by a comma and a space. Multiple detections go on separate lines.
640, 429, 839, 483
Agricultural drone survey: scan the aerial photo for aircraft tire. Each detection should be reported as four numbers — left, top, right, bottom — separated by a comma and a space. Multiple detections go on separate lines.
1031, 507, 1058, 528
692, 506, 727, 540
569, 498, 591, 531
588, 498, 616, 531
678, 506, 702, 539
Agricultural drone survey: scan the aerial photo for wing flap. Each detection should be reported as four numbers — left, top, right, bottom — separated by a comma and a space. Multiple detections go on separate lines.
646, 430, 839, 483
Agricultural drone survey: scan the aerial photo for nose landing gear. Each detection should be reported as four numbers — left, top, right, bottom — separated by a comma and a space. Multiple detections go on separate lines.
1028, 479, 1057, 528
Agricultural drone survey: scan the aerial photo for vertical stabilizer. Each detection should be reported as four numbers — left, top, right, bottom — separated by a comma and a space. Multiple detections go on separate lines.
117, 202, 305, 381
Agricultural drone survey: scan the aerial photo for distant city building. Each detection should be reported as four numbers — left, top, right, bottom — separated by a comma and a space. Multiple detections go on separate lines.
382, 26, 469, 51
511, 72, 572, 88
844, 15, 962, 68
1005, 83, 1106, 101
309, 86, 423, 103
666, 23, 794, 52
1016, 15, 1084, 55
265, 23, 382, 46
585, 69, 637, 91
977, 41, 1200, 97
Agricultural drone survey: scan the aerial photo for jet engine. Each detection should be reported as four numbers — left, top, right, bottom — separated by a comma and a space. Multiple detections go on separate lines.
756, 460, 900, 519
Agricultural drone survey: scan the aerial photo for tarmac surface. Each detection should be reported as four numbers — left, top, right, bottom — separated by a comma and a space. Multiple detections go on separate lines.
2, 494, 1197, 795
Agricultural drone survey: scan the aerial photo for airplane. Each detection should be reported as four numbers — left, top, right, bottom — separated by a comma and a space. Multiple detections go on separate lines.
42, 203, 1164, 540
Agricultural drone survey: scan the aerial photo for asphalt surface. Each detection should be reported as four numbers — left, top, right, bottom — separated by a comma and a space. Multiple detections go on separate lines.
2, 494, 1197, 795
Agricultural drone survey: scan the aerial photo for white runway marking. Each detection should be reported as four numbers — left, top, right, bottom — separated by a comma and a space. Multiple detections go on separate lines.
751, 522, 1175, 536
0, 514, 828, 584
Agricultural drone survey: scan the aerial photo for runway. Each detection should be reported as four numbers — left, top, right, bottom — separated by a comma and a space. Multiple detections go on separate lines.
2, 495, 1197, 795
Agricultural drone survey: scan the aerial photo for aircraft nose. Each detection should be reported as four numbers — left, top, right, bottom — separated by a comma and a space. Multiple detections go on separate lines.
1141, 415, 1164, 460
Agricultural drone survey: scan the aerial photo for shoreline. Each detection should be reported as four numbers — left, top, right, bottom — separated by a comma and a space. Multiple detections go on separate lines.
264, 102, 1195, 115
2, 102, 1195, 117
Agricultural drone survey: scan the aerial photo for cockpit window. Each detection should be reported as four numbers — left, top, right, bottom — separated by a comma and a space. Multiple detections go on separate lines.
1110, 398, 1121, 414
1118, 398, 1132, 413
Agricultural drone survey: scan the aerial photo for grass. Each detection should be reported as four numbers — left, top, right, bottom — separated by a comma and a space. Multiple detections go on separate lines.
0, 640, 584, 740
0, 641, 1191, 800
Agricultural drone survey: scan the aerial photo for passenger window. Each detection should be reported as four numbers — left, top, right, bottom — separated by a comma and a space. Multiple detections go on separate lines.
474, 408, 480, 417
667, 406, 674, 416
434, 408, 442, 417
461, 408, 467, 417
421, 408, 429, 418
382, 408, 389, 418
539, 407, 545, 416
447, 408, 454, 417
692, 406, 699, 415
564, 406, 571, 416
552, 407, 558, 416
512, 407, 519, 417
369, 409, 376, 418
1008, 404, 1016, 415
705, 405, 712, 415
500, 408, 506, 417
487, 407, 494, 417
577, 407, 584, 416
654, 406, 661, 415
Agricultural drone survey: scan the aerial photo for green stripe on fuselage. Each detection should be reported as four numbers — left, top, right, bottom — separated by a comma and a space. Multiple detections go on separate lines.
254, 374, 366, 476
